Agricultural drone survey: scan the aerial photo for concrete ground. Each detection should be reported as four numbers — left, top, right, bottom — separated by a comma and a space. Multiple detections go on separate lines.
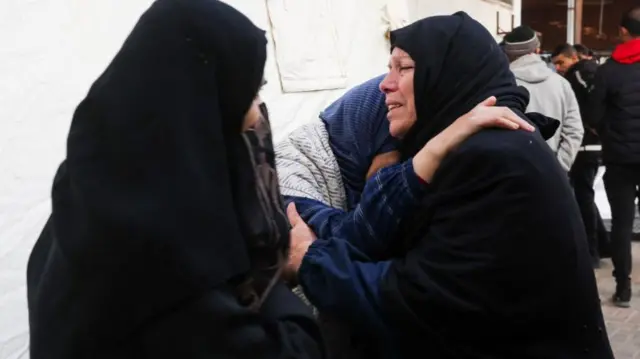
596, 241, 640, 359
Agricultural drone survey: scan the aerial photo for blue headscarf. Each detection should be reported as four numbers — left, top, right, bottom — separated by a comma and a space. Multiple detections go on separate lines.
320, 75, 398, 208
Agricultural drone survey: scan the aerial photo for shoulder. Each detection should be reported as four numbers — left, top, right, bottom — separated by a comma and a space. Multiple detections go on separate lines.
447, 130, 550, 173
552, 73, 572, 87
462, 129, 540, 154
556, 75, 577, 97
598, 59, 615, 73
583, 60, 599, 74
430, 129, 562, 195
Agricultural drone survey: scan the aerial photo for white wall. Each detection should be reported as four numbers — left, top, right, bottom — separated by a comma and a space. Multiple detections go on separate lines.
408, 0, 517, 41
0, 1, 398, 358
0, 2, 155, 358
227, 0, 396, 142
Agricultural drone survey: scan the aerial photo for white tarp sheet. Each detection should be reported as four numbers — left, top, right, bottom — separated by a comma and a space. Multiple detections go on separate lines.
0, 0, 409, 357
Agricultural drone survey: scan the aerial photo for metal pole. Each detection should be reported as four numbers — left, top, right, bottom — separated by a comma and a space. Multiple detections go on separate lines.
512, 0, 522, 27
567, 0, 576, 44
598, 0, 605, 36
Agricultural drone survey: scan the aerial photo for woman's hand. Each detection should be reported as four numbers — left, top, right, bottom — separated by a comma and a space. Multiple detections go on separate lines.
283, 203, 316, 284
413, 96, 535, 183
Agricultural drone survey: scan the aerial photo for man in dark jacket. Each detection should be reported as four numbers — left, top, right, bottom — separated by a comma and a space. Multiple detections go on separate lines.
574, 44, 595, 60
588, 5, 640, 308
552, 43, 604, 268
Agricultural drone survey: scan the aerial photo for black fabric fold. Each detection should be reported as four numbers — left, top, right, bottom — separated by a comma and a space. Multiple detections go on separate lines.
526, 111, 561, 140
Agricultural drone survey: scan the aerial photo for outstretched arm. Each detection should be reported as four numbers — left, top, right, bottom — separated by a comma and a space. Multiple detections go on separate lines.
287, 159, 428, 259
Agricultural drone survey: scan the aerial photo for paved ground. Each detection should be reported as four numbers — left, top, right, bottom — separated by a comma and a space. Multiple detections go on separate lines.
595, 241, 640, 359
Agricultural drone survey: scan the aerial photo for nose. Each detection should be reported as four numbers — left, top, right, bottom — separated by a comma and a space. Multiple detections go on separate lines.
379, 72, 398, 94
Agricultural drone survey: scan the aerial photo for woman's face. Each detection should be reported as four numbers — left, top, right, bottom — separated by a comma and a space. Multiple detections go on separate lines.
243, 97, 262, 131
380, 47, 417, 138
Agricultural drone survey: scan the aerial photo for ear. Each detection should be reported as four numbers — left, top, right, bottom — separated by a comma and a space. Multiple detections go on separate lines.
621, 26, 630, 36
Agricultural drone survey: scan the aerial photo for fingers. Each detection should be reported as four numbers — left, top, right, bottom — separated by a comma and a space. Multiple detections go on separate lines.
501, 109, 535, 132
496, 117, 520, 130
476, 96, 497, 108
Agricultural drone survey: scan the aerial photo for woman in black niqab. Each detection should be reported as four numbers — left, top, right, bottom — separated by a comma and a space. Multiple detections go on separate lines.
26, 1, 324, 358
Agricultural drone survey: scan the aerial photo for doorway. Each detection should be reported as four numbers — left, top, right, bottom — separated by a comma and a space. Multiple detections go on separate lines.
521, 0, 633, 51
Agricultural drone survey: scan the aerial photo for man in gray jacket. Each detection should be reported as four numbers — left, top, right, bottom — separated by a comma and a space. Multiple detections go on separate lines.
503, 26, 584, 172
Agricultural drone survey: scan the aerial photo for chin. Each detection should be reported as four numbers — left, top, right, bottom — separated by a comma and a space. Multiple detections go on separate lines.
389, 121, 408, 139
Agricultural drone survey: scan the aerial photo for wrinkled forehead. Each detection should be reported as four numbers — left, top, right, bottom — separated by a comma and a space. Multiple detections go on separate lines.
387, 47, 414, 67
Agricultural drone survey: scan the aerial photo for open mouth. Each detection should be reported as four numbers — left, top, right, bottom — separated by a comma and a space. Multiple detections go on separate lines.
387, 104, 402, 111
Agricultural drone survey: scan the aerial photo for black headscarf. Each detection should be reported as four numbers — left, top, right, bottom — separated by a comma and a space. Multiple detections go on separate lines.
391, 12, 557, 159
27, 0, 289, 356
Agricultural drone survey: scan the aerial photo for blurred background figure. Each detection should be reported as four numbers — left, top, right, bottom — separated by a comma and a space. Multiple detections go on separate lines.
504, 26, 583, 173
587, 5, 640, 308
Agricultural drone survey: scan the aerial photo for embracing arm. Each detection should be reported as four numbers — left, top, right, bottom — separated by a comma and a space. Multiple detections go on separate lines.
288, 98, 533, 258
288, 159, 428, 259
294, 131, 548, 349
298, 237, 394, 339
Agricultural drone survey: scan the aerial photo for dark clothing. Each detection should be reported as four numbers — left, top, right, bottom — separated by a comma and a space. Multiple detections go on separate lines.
26, 1, 324, 358
588, 39, 640, 165
598, 208, 611, 258
588, 38, 640, 287
565, 59, 600, 145
383, 130, 612, 359
287, 160, 426, 260
570, 151, 602, 258
300, 130, 613, 359
288, 160, 425, 359
603, 165, 640, 282
300, 12, 612, 359
565, 59, 603, 259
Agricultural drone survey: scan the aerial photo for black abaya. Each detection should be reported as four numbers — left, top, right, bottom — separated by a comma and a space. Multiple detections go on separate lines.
379, 12, 614, 358
26, 0, 324, 358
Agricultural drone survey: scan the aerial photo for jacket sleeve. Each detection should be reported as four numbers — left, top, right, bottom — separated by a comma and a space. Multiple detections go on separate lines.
298, 236, 393, 340
141, 281, 326, 359
586, 64, 608, 131
286, 160, 428, 259
556, 81, 584, 171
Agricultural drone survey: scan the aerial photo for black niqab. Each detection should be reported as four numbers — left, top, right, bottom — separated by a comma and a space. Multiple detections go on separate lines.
391, 12, 556, 159
27, 0, 291, 357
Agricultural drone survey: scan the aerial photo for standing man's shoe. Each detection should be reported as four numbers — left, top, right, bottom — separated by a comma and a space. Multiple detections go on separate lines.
612, 282, 632, 308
